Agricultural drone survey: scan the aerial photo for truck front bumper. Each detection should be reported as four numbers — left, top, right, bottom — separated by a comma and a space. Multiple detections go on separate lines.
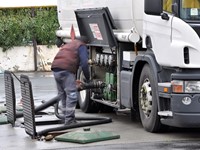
161, 94, 200, 128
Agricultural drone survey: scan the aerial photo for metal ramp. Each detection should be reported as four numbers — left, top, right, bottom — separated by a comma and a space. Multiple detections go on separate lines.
4, 70, 16, 127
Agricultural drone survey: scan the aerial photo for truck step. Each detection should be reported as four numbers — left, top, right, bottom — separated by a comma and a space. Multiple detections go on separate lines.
116, 108, 130, 113
158, 111, 173, 117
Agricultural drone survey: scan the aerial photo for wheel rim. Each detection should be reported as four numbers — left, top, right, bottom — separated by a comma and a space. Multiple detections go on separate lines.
80, 90, 86, 103
79, 72, 87, 104
139, 78, 152, 118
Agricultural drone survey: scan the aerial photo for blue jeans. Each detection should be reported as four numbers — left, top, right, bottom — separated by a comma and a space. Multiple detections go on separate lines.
53, 70, 77, 123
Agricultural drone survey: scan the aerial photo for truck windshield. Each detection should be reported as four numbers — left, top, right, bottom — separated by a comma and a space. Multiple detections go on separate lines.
180, 0, 200, 21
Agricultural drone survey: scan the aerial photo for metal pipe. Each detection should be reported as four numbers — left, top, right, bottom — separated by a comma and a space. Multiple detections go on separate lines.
56, 29, 140, 43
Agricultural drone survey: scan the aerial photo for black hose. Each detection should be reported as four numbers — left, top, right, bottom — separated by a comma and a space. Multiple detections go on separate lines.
16, 80, 105, 118
27, 100, 110, 137
15, 93, 112, 138
35, 95, 59, 112
9, 72, 113, 138
37, 116, 112, 136
54, 101, 110, 120
16, 95, 60, 118
54, 101, 64, 119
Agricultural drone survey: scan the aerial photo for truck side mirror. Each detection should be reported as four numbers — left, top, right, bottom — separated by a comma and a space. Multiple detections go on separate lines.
172, 3, 179, 16
145, 0, 162, 16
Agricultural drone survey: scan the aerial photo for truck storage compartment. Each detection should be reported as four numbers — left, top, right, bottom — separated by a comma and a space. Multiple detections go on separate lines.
75, 7, 117, 48
120, 71, 132, 108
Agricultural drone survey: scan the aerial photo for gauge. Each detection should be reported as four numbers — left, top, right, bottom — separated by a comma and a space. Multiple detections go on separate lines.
100, 54, 104, 65
108, 55, 113, 66
95, 53, 100, 65
104, 54, 108, 66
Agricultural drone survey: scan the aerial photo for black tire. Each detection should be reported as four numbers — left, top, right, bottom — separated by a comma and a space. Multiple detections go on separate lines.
138, 64, 162, 132
130, 108, 140, 122
100, 105, 114, 113
77, 68, 100, 113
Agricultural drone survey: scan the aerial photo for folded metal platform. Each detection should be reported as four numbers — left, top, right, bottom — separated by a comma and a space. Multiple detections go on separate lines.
0, 114, 8, 125
4, 70, 16, 127
20, 74, 112, 139
20, 74, 37, 138
0, 105, 7, 113
3, 71, 62, 128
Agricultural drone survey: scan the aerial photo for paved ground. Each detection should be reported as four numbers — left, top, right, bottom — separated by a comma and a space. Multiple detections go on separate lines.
1, 71, 200, 150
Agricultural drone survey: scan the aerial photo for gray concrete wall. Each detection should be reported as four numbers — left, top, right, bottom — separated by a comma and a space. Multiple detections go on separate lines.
0, 45, 58, 73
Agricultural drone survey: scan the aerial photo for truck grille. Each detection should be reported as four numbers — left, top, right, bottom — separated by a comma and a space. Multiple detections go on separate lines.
184, 47, 190, 64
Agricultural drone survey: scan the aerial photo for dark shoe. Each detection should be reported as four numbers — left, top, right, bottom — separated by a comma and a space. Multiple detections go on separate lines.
64, 119, 77, 126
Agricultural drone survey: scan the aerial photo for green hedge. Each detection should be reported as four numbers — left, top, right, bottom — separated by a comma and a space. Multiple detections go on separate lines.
0, 7, 59, 52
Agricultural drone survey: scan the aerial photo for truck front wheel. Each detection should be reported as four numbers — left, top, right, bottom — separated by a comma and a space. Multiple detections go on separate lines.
138, 64, 162, 132
77, 68, 100, 113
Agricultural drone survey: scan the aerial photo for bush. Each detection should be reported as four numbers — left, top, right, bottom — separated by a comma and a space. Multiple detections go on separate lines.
0, 7, 59, 52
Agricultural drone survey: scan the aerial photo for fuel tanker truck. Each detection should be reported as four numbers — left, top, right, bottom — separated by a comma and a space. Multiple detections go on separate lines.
56, 0, 200, 132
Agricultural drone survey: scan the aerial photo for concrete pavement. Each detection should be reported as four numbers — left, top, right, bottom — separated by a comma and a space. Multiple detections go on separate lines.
1, 71, 200, 150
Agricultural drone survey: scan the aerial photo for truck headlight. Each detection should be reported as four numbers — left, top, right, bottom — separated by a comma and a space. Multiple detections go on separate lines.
171, 80, 200, 93
185, 81, 200, 93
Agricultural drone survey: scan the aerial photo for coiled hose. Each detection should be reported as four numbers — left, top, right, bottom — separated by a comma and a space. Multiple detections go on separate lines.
36, 98, 112, 137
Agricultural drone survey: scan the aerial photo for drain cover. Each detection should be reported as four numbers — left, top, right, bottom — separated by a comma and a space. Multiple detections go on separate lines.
0, 105, 6, 113
0, 115, 8, 125
16, 105, 23, 111
55, 129, 120, 144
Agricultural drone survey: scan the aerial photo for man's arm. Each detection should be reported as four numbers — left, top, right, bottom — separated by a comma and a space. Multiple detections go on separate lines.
78, 45, 90, 81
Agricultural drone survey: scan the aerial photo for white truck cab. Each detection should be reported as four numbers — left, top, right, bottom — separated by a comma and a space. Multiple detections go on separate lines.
56, 0, 200, 132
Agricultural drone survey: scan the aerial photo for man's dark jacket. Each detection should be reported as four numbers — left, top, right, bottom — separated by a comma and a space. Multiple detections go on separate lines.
51, 40, 85, 74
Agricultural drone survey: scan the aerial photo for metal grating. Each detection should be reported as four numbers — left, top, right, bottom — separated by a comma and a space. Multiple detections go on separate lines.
20, 75, 37, 139
4, 70, 16, 127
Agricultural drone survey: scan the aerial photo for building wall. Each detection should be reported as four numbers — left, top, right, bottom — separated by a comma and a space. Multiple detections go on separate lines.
0, 45, 58, 73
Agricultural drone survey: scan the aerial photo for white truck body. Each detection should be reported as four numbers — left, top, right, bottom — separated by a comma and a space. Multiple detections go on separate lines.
57, 0, 200, 69
56, 0, 142, 42
56, 0, 200, 132
144, 13, 200, 68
